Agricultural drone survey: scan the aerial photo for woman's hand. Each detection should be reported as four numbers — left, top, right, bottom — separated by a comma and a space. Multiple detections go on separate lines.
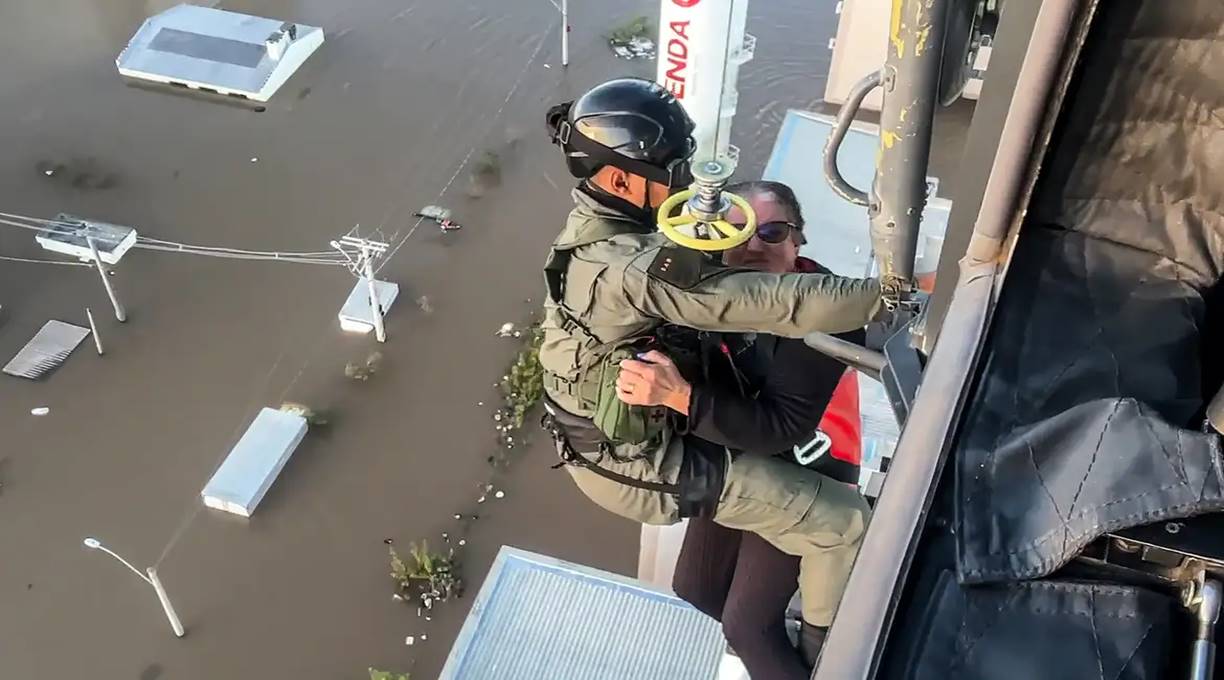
616, 350, 693, 415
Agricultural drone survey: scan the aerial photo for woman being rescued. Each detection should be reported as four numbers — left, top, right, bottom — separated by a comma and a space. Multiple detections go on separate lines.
615, 181, 866, 679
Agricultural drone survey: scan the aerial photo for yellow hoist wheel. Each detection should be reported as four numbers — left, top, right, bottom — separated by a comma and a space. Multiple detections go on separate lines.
656, 189, 758, 252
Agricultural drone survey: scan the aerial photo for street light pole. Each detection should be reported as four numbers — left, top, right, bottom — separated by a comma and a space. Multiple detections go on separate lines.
83, 538, 185, 638
147, 567, 186, 637
561, 0, 569, 67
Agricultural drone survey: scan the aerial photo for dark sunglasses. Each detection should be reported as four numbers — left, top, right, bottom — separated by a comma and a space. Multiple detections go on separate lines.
729, 220, 803, 245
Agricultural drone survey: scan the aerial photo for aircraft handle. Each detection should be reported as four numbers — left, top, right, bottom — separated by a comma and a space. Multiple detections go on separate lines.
824, 70, 882, 208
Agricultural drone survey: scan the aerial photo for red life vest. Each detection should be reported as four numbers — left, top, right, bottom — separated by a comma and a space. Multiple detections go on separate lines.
818, 370, 863, 465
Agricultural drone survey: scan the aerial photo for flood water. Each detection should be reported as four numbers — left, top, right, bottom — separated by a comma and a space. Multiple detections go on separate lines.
0, 1, 844, 677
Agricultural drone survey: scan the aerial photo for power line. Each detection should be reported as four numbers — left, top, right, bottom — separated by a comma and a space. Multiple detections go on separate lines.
0, 215, 60, 234
0, 253, 91, 266
376, 25, 552, 273
133, 242, 347, 265
136, 237, 343, 258
0, 212, 348, 265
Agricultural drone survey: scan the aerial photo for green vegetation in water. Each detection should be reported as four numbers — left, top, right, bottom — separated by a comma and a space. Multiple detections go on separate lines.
501, 325, 544, 430
472, 150, 502, 184
368, 669, 410, 680
607, 15, 653, 44
278, 401, 330, 427
389, 541, 462, 610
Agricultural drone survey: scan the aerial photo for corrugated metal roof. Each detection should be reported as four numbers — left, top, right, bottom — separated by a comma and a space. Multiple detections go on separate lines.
441, 547, 724, 680
3, 320, 90, 380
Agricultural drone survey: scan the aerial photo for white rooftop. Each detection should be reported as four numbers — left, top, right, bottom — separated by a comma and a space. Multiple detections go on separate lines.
116, 4, 323, 102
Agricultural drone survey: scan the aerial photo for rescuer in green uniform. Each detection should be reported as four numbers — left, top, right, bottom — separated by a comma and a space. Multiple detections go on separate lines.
539, 78, 881, 639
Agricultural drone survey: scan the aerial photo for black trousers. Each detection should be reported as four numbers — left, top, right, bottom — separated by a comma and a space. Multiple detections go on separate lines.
672, 517, 809, 680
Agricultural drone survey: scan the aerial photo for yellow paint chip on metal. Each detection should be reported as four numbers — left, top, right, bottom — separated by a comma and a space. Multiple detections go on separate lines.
889, 0, 905, 58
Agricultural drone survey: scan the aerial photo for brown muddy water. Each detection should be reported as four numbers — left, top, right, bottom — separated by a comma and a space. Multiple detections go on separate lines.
0, 1, 845, 677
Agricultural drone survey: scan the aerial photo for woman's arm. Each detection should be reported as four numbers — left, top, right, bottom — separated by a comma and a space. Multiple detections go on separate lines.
617, 330, 864, 454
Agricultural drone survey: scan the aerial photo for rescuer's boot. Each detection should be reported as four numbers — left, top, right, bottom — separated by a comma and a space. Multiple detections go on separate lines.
799, 622, 828, 669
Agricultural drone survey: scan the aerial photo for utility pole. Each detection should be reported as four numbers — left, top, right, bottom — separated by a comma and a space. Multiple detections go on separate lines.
337, 235, 390, 343
561, 0, 569, 67
85, 307, 104, 355
86, 234, 126, 322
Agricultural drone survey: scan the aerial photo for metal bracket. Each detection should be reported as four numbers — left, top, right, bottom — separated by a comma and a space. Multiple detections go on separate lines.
879, 320, 924, 425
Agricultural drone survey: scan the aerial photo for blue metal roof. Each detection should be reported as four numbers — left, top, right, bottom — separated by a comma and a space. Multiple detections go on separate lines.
441, 547, 725, 680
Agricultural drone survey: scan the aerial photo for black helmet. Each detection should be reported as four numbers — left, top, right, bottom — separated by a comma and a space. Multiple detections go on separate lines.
546, 78, 696, 188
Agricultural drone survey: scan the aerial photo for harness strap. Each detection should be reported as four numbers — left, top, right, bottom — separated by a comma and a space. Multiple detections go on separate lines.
541, 411, 681, 495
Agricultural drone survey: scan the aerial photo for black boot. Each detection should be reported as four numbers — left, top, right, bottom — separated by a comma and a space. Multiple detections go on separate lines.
799, 622, 828, 668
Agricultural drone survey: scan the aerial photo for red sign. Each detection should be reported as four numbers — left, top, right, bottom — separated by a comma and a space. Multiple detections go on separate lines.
674, 0, 701, 6
662, 19, 691, 98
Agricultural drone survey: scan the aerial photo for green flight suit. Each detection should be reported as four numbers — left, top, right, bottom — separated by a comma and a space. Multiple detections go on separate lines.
540, 189, 880, 626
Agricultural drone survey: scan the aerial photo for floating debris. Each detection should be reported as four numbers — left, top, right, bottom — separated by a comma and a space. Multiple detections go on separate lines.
458, 539, 467, 547
250, 157, 259, 163
496, 322, 516, 338
3, 320, 90, 380
495, 490, 505, 499
392, 593, 404, 602
477, 496, 486, 504
421, 634, 428, 641
416, 295, 434, 314
612, 36, 656, 60
30, 407, 50, 416
278, 402, 329, 427
453, 513, 462, 520
477, 401, 484, 406
607, 16, 656, 60
404, 636, 415, 646
415, 205, 452, 222
345, 351, 384, 381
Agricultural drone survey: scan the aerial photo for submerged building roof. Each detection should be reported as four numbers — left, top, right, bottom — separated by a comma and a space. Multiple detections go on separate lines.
441, 547, 725, 680
115, 4, 323, 101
